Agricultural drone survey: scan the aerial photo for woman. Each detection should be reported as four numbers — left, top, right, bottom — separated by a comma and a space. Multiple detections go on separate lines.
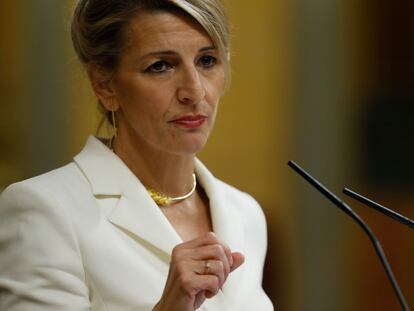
0, 0, 273, 310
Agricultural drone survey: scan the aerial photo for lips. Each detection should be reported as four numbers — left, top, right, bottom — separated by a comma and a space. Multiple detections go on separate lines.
170, 114, 207, 129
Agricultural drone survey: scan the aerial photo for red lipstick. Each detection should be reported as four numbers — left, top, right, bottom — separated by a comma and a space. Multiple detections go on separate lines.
170, 114, 207, 129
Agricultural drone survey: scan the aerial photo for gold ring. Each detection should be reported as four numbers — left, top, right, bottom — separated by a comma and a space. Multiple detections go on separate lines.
204, 260, 212, 274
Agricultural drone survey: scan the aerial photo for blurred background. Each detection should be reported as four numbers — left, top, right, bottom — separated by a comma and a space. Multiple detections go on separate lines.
1, 0, 414, 310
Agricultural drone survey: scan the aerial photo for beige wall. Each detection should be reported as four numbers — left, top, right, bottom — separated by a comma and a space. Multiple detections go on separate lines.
0, 1, 25, 188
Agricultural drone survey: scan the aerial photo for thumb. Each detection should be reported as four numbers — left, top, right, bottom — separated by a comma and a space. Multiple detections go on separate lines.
230, 252, 245, 272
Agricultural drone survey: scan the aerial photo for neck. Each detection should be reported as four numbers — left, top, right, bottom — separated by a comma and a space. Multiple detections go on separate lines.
112, 134, 195, 197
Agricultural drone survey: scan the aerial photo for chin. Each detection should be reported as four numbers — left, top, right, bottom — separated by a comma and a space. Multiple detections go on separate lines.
170, 136, 208, 156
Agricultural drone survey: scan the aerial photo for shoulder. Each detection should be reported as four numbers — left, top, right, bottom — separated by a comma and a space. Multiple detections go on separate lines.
0, 162, 91, 257
5, 162, 85, 190
0, 163, 93, 232
1, 163, 88, 205
0, 164, 86, 261
1, 163, 80, 215
0, 165, 90, 309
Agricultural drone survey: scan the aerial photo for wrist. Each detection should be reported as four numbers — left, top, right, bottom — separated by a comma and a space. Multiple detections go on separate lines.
153, 298, 194, 311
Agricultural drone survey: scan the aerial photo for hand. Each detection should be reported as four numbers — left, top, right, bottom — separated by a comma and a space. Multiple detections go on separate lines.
153, 232, 244, 311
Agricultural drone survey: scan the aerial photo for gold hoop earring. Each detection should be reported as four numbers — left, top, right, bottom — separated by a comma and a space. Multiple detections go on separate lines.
111, 110, 117, 138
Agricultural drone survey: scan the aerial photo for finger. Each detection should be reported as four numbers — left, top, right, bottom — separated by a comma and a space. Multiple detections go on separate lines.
174, 267, 220, 298
203, 233, 233, 268
230, 252, 245, 272
220, 241, 233, 268
171, 273, 219, 310
172, 232, 219, 253
188, 244, 231, 278
196, 259, 225, 288
173, 257, 226, 290
192, 274, 220, 298
188, 232, 220, 248
194, 291, 206, 309
204, 289, 216, 299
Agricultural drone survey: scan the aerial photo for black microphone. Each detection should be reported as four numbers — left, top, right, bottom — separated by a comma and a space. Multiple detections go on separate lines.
288, 160, 410, 311
343, 187, 414, 229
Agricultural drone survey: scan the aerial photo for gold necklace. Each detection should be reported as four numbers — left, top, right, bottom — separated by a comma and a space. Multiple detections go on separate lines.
147, 174, 197, 206
108, 138, 196, 206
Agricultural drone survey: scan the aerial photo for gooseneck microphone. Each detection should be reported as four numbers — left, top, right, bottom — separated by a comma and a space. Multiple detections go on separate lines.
343, 187, 414, 229
288, 161, 410, 311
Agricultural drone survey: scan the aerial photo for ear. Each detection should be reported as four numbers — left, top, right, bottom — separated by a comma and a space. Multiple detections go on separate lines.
87, 63, 119, 111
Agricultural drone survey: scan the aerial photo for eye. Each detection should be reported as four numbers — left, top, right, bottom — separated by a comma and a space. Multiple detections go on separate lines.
198, 55, 217, 68
145, 61, 172, 73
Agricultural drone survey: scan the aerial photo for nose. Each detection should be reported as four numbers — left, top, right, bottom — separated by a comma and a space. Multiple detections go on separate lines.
177, 66, 206, 105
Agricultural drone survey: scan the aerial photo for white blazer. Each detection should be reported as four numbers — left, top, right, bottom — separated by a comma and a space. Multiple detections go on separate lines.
0, 136, 274, 311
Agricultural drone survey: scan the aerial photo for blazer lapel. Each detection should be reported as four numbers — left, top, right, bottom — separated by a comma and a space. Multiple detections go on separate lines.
74, 136, 247, 288
74, 136, 182, 258
107, 180, 182, 257
195, 159, 245, 254
195, 160, 246, 304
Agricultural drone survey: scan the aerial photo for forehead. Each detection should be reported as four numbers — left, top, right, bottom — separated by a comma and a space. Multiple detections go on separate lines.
124, 10, 214, 54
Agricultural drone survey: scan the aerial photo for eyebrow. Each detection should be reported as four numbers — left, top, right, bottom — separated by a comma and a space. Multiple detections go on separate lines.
141, 46, 216, 58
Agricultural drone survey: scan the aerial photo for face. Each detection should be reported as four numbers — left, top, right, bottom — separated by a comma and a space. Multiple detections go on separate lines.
107, 10, 226, 156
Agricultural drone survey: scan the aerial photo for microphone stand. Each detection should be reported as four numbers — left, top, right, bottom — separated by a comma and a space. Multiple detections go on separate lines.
288, 161, 410, 311
343, 187, 414, 229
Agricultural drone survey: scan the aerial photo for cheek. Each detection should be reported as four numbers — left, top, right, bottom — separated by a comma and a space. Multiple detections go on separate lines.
117, 79, 169, 118
205, 75, 225, 106
211, 68, 226, 94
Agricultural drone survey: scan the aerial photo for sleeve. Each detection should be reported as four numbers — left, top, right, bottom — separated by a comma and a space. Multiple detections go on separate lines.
0, 181, 91, 311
